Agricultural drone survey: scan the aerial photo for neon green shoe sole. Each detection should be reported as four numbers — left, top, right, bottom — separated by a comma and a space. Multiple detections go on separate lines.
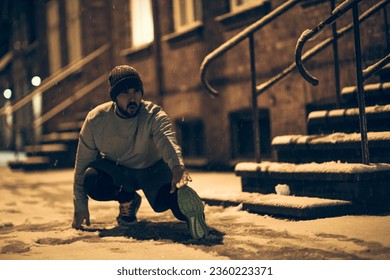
177, 186, 208, 239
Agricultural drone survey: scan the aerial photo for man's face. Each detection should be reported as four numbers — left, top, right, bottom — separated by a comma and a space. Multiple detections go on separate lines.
115, 88, 143, 118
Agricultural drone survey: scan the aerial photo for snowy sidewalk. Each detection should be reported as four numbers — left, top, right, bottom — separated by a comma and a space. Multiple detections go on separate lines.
1, 166, 390, 260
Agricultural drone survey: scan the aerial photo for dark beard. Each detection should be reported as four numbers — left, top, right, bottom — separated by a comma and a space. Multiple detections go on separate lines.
116, 102, 140, 118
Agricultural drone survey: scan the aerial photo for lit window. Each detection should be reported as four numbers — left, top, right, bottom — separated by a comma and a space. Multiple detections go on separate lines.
172, 0, 202, 32
230, 0, 263, 12
130, 0, 154, 47
66, 0, 82, 63
46, 0, 61, 74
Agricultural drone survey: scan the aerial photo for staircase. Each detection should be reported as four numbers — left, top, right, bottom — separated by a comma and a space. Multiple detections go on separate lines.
8, 113, 85, 171
233, 65, 390, 219
3, 44, 109, 171
200, 0, 390, 219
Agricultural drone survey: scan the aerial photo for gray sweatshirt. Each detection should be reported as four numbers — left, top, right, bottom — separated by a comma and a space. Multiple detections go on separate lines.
73, 100, 184, 212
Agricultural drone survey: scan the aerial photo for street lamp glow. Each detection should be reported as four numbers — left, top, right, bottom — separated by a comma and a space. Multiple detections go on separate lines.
3, 89, 12, 99
31, 76, 41, 87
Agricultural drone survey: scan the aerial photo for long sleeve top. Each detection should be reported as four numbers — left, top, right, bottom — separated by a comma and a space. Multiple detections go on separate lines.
73, 100, 184, 212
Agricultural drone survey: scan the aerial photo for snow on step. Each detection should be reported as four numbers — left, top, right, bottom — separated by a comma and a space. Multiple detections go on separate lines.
308, 104, 390, 120
235, 161, 390, 174
272, 131, 390, 146
201, 188, 351, 209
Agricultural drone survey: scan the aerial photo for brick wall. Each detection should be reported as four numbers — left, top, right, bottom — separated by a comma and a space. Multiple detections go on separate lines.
27, 0, 388, 167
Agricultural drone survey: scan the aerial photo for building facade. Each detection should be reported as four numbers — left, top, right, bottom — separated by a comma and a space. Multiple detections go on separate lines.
0, 0, 388, 169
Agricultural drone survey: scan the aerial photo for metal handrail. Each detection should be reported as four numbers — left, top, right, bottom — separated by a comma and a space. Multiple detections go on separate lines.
1, 43, 110, 158
1, 75, 106, 132
0, 43, 110, 117
363, 53, 390, 80
200, 0, 303, 163
200, 0, 388, 164
295, 0, 362, 86
200, 0, 302, 97
33, 74, 108, 129
257, 0, 389, 96
294, 0, 390, 165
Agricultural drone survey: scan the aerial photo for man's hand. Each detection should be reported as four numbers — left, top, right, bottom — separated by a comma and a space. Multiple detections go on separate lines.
72, 210, 90, 229
171, 165, 192, 193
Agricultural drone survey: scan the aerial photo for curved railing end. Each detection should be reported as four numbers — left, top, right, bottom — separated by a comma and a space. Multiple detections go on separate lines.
295, 29, 320, 86
200, 60, 220, 98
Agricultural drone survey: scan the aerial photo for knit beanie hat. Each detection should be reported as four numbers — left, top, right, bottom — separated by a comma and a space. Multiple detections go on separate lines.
108, 65, 144, 100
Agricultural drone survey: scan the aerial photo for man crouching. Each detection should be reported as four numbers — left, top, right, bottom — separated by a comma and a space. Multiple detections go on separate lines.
72, 65, 208, 240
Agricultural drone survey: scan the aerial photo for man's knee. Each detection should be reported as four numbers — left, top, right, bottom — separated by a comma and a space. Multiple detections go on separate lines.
83, 167, 114, 196
83, 167, 99, 192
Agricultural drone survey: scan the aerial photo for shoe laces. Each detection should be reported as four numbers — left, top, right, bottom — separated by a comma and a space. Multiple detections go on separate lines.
119, 194, 141, 217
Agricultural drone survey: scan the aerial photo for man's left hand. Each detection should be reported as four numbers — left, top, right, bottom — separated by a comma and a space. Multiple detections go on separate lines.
171, 165, 192, 193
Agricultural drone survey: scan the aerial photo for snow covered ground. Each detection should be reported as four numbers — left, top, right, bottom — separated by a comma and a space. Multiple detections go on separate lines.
1, 166, 390, 261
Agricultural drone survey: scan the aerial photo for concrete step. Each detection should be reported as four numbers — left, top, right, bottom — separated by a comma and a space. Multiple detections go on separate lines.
341, 82, 390, 106
24, 143, 68, 155
56, 121, 83, 132
41, 132, 79, 144
10, 110, 86, 171
22, 143, 75, 168
272, 131, 390, 163
378, 63, 390, 82
307, 104, 390, 134
202, 191, 355, 220
234, 161, 390, 210
8, 156, 51, 170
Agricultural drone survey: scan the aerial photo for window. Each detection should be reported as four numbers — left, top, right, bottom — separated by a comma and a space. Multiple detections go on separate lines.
172, 0, 202, 32
46, 0, 61, 74
216, 0, 270, 29
130, 0, 154, 47
230, 109, 271, 159
175, 119, 204, 158
65, 0, 82, 63
230, 0, 264, 12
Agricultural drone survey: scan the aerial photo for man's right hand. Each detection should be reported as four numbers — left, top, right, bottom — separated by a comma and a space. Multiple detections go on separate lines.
72, 210, 90, 229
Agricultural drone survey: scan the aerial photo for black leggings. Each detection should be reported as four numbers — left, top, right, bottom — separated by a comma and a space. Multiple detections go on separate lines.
83, 167, 187, 221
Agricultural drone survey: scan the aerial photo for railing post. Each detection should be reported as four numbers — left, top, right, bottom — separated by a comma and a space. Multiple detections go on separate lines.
352, 3, 370, 164
249, 34, 261, 163
331, 0, 342, 108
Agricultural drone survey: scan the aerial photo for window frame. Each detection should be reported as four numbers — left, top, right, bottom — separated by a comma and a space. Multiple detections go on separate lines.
229, 0, 265, 12
172, 0, 202, 33
215, 0, 271, 31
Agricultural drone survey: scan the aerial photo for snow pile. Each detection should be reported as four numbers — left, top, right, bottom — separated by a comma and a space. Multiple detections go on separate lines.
275, 184, 290, 196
